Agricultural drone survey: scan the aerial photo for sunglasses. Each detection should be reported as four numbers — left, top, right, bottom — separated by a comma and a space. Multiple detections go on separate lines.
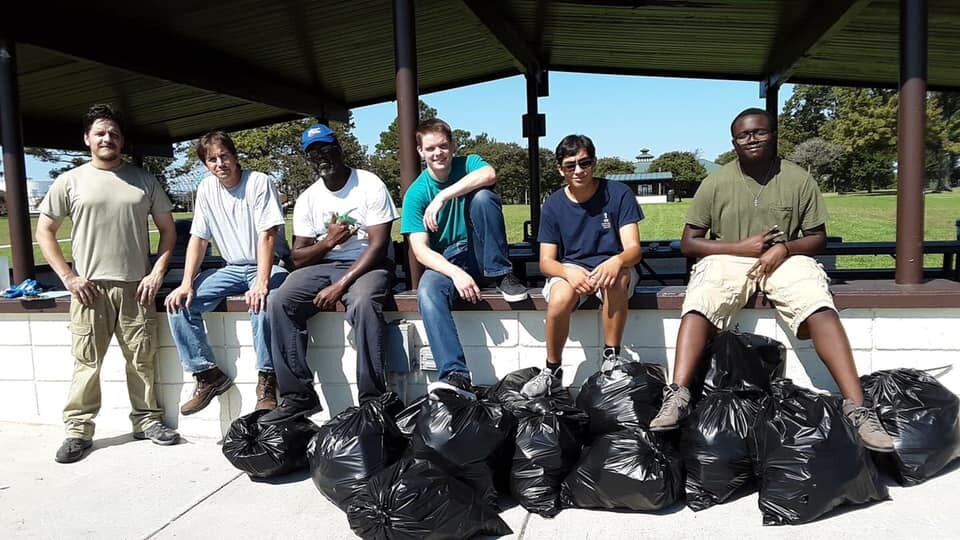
559, 157, 596, 172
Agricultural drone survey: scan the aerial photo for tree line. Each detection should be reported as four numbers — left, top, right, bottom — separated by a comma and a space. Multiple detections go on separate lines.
23, 87, 958, 204
777, 86, 959, 193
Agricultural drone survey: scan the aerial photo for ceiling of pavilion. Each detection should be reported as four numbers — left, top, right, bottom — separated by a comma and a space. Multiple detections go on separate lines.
4, 0, 958, 153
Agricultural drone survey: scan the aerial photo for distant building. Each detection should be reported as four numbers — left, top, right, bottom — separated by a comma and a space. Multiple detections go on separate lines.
604, 171, 673, 198
602, 149, 673, 204
0, 173, 53, 214
602, 150, 720, 203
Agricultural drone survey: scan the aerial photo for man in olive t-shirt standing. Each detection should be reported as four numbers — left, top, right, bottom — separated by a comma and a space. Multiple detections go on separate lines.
648, 108, 893, 453
36, 104, 181, 464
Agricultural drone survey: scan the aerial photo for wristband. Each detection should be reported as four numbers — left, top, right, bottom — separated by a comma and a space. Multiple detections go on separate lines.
781, 242, 791, 256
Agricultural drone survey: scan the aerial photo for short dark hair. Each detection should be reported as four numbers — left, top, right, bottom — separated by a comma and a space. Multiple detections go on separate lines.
197, 130, 239, 163
730, 108, 774, 135
83, 104, 124, 136
416, 118, 453, 146
555, 134, 596, 163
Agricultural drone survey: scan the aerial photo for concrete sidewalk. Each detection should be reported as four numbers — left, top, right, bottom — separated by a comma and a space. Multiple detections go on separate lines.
2, 421, 958, 540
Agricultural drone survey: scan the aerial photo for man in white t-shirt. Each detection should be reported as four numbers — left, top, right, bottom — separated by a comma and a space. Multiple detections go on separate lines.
164, 131, 288, 416
260, 124, 398, 424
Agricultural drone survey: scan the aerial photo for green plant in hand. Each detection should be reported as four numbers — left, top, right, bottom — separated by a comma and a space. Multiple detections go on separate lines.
336, 208, 357, 226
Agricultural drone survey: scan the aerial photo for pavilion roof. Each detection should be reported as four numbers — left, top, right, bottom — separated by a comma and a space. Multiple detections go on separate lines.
6, 0, 957, 153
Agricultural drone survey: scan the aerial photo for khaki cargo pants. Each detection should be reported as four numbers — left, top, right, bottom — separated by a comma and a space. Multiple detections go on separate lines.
63, 281, 163, 439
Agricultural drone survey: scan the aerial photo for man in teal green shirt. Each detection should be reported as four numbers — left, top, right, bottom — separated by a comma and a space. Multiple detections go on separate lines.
400, 118, 527, 398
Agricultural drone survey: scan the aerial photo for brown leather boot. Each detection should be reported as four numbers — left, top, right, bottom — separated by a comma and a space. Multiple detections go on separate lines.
180, 366, 233, 416
255, 371, 278, 411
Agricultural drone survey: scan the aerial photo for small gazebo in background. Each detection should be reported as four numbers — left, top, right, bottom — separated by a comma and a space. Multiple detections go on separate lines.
603, 149, 673, 203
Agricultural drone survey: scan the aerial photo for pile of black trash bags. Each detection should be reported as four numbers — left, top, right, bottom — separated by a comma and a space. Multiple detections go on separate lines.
219, 329, 960, 537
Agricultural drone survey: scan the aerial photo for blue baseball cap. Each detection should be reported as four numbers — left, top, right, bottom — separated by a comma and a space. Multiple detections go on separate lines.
301, 124, 337, 151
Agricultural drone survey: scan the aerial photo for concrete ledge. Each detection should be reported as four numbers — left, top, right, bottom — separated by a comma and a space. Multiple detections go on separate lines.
6, 279, 960, 313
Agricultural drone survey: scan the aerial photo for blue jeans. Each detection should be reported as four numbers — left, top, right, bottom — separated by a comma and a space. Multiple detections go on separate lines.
418, 188, 513, 380
168, 264, 288, 373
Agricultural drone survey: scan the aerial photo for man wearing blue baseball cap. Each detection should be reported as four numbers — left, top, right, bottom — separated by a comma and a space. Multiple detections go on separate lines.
261, 124, 398, 424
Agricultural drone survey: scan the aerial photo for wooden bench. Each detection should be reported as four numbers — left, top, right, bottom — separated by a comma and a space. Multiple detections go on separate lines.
7, 279, 960, 314
11, 238, 958, 314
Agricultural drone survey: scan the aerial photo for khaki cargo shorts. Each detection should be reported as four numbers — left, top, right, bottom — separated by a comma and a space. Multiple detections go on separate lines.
681, 254, 836, 337
542, 262, 639, 307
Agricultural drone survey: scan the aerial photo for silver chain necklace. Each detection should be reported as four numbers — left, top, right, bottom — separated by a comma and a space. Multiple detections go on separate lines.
739, 161, 777, 207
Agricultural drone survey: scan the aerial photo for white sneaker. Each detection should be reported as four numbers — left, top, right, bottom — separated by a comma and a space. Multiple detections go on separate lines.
600, 354, 631, 373
520, 367, 561, 398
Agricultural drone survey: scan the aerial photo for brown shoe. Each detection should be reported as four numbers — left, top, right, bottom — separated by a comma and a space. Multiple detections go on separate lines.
843, 399, 895, 453
180, 366, 233, 416
255, 371, 278, 411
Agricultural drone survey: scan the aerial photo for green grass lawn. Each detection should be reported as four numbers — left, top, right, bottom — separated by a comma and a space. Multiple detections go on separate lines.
5, 191, 960, 271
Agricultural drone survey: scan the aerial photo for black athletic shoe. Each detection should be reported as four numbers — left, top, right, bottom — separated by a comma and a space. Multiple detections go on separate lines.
259, 393, 324, 425
428, 371, 476, 400
55, 437, 92, 463
496, 273, 529, 302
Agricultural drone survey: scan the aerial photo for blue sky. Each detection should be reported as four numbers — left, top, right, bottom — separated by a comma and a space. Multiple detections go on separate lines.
20, 73, 793, 179
351, 73, 794, 164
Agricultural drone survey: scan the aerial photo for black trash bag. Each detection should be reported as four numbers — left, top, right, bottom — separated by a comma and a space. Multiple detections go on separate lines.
576, 361, 667, 436
347, 457, 512, 540
411, 389, 515, 507
861, 368, 960, 485
488, 367, 575, 411
753, 380, 888, 525
395, 394, 428, 437
703, 330, 786, 396
221, 409, 320, 478
681, 390, 762, 511
307, 393, 407, 509
561, 428, 683, 511
511, 397, 589, 517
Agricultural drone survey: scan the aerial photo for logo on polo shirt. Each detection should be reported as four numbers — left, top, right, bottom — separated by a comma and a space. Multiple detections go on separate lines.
601, 212, 611, 230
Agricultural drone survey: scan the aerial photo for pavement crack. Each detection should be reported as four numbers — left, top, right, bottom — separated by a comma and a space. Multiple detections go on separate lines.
142, 471, 244, 539
516, 510, 532, 539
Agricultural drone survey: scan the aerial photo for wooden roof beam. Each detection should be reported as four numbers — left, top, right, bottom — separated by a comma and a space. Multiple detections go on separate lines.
4, 7, 348, 121
761, 0, 873, 96
460, 0, 542, 73
21, 117, 175, 156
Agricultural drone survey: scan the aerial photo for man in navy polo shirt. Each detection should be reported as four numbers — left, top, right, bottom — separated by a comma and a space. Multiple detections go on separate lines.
522, 134, 643, 397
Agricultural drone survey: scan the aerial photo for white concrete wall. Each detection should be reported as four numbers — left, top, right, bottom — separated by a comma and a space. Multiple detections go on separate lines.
2, 308, 958, 440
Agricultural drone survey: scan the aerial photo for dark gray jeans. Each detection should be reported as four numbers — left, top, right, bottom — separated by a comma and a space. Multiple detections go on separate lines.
268, 261, 392, 403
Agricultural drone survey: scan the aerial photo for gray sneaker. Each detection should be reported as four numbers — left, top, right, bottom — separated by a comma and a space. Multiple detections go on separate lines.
54, 437, 93, 464
496, 273, 529, 303
133, 423, 181, 446
842, 399, 894, 453
520, 367, 560, 398
600, 354, 631, 373
649, 384, 692, 431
